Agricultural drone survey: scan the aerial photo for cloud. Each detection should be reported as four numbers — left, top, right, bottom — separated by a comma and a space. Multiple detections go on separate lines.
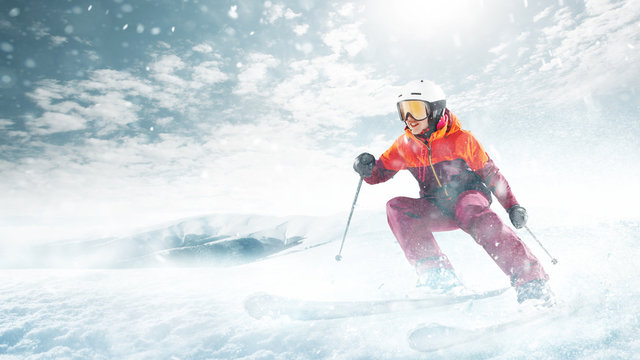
0, 114, 362, 244
192, 43, 213, 54
284, 8, 301, 20
533, 6, 554, 22
196, 116, 362, 215
583, 0, 620, 16
27, 21, 51, 40
293, 24, 309, 36
50, 36, 68, 47
269, 55, 397, 132
6, 37, 401, 234
18, 52, 233, 139
8, 50, 230, 218
0, 133, 207, 225
455, 1, 640, 112
295, 42, 313, 54
233, 53, 280, 95
24, 71, 150, 136
261, 2, 283, 24
260, 1, 301, 24
25, 21, 69, 47
150, 55, 188, 87
228, 5, 239, 19
27, 112, 87, 135
322, 23, 367, 57
337, 3, 356, 17
535, 2, 640, 99
83, 69, 155, 96
156, 117, 174, 127
2, 109, 359, 225
489, 42, 509, 54
146, 54, 230, 105
192, 61, 229, 85
0, 119, 13, 128
86, 93, 141, 134
3, 0, 639, 247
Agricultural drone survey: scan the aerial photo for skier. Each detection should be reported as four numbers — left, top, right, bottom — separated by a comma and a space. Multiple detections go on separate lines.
353, 80, 551, 304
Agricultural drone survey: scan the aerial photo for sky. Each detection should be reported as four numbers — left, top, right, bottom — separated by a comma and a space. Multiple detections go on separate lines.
1, 0, 639, 243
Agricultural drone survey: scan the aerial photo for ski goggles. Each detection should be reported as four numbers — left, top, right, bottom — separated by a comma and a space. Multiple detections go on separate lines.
397, 100, 446, 122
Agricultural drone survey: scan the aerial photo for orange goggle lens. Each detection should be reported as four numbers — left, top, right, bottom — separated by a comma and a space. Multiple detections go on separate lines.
397, 100, 430, 122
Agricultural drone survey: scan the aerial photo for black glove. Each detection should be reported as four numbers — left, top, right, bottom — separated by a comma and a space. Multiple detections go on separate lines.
508, 205, 528, 229
353, 152, 375, 178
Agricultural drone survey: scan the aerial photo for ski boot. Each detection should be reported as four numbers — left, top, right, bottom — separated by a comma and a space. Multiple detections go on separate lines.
416, 267, 463, 294
516, 279, 553, 305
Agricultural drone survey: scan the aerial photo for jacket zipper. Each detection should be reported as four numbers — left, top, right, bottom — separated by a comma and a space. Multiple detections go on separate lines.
427, 143, 449, 197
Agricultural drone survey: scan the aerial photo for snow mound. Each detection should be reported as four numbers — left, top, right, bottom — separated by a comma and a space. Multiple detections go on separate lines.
0, 213, 639, 359
1, 213, 353, 268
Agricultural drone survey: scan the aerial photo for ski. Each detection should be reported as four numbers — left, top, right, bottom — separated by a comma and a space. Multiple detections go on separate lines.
407, 307, 558, 352
244, 287, 510, 321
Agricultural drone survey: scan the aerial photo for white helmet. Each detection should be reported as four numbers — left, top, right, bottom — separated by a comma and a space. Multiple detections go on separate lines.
397, 79, 446, 103
396, 80, 447, 125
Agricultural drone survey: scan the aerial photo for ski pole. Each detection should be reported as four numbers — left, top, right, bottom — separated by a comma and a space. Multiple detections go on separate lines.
524, 225, 558, 265
335, 176, 364, 262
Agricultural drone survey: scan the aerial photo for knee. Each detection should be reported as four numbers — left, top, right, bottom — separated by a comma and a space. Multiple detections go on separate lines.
456, 203, 499, 234
471, 210, 507, 242
454, 192, 490, 224
386, 196, 410, 215
476, 211, 502, 233
455, 204, 485, 230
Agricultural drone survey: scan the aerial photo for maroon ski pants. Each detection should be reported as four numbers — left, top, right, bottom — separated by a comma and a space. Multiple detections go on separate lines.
386, 190, 548, 287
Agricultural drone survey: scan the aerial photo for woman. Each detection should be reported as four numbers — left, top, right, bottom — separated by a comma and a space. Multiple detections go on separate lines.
353, 80, 550, 304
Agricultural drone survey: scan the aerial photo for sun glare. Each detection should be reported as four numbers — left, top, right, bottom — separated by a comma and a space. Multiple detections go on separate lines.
367, 0, 487, 42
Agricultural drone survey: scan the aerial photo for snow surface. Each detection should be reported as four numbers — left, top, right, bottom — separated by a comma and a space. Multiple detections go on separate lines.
1, 211, 640, 359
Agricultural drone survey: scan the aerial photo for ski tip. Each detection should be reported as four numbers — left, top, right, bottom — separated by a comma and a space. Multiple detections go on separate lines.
407, 323, 476, 352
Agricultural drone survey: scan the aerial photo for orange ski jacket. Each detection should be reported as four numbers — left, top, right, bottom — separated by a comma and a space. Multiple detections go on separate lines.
365, 110, 519, 214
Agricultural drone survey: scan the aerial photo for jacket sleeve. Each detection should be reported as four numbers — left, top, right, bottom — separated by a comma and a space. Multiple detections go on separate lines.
462, 132, 519, 210
364, 137, 404, 185
475, 158, 519, 210
364, 158, 398, 184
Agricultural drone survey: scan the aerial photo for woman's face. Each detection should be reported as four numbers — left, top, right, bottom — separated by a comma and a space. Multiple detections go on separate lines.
405, 114, 430, 135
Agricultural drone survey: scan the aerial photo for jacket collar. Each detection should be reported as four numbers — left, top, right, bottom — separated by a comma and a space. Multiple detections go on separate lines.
404, 109, 461, 145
